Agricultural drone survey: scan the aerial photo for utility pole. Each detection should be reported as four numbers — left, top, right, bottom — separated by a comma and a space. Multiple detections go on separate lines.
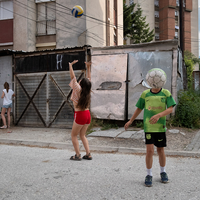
179, 0, 184, 57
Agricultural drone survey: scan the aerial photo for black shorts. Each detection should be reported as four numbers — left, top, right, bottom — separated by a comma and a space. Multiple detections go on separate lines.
145, 132, 166, 147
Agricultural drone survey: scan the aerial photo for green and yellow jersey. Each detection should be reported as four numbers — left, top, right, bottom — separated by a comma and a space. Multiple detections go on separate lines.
136, 89, 176, 132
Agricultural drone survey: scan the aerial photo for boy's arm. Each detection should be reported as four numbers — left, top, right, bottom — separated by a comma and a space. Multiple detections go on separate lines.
124, 108, 142, 130
69, 60, 78, 80
85, 61, 91, 80
149, 106, 173, 124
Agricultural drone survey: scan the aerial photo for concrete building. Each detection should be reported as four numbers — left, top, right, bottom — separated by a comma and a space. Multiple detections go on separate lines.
125, 0, 199, 64
0, 0, 123, 51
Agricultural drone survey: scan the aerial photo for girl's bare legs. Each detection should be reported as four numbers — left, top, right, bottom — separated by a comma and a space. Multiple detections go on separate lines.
7, 107, 12, 133
7, 107, 11, 128
71, 121, 84, 156
79, 124, 90, 155
1, 107, 7, 127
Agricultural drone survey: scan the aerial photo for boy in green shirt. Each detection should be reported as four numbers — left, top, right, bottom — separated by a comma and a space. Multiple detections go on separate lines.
124, 81, 176, 187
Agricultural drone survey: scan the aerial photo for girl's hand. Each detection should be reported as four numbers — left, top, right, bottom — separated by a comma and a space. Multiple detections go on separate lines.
69, 60, 78, 65
85, 61, 91, 68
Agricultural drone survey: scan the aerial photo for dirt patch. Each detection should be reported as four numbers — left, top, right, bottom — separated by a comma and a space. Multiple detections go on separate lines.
165, 127, 197, 151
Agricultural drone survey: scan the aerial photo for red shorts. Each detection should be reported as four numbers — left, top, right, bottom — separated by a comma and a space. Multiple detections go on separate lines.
74, 110, 91, 125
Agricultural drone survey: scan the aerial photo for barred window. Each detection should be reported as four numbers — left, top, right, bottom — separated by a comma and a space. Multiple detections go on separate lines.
36, 2, 56, 35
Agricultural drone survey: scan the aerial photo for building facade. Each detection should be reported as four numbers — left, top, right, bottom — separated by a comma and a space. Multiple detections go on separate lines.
126, 0, 199, 62
0, 0, 123, 51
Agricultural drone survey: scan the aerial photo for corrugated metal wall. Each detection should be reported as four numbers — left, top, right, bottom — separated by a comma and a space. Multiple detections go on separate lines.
15, 71, 83, 128
128, 51, 173, 120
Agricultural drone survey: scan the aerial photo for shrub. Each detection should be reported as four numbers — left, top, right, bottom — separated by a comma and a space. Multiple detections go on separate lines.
172, 89, 200, 128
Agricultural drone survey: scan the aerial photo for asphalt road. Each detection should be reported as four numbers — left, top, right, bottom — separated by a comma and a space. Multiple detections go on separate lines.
0, 145, 199, 200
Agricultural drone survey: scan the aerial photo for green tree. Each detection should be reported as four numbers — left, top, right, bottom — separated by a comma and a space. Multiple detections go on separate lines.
123, 1, 154, 44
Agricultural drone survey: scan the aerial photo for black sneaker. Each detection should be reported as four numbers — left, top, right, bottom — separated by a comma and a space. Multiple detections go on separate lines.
145, 175, 152, 187
160, 172, 168, 183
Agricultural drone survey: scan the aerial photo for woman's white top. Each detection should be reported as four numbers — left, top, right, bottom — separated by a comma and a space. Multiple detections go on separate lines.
3, 89, 14, 105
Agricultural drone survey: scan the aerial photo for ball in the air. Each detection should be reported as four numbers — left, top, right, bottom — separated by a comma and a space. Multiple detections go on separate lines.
71, 5, 84, 18
146, 68, 167, 88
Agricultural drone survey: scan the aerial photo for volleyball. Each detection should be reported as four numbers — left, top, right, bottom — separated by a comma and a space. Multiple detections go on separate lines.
146, 68, 167, 88
71, 5, 84, 18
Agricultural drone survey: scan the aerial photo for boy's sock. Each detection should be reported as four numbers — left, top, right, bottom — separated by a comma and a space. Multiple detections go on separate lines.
160, 166, 166, 173
147, 168, 152, 176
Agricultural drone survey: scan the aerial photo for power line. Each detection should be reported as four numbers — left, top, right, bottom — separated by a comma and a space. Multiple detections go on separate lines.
50, 0, 124, 29
0, 5, 105, 46
14, 0, 106, 45
35, 0, 124, 30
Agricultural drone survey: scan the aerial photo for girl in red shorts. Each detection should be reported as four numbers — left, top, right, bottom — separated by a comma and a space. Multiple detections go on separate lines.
69, 60, 92, 161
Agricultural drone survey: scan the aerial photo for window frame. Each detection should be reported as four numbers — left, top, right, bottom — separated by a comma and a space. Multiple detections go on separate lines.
36, 1, 56, 36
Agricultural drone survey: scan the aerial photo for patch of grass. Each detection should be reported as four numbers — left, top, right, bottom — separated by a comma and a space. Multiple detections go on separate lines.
135, 121, 144, 129
86, 130, 95, 135
101, 123, 118, 131
86, 118, 118, 134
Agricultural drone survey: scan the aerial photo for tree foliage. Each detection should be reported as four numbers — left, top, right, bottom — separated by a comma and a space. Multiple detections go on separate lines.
184, 50, 200, 89
123, 2, 154, 44
172, 89, 200, 128
170, 51, 200, 128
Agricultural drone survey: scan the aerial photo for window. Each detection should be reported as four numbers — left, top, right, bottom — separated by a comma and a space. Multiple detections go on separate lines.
155, 33, 159, 40
175, 10, 179, 16
155, 0, 159, 7
154, 11, 159, 18
175, 32, 178, 39
155, 22, 159, 29
0, 0, 13, 20
36, 2, 56, 35
175, 26, 179, 30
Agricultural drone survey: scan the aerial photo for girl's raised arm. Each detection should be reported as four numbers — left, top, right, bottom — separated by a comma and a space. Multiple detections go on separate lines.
69, 60, 78, 80
85, 61, 91, 80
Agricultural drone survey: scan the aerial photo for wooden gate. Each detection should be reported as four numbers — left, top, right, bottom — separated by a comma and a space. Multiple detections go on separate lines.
14, 71, 83, 128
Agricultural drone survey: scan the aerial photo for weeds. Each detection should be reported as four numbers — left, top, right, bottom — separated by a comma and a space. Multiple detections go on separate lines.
171, 89, 200, 129
135, 121, 144, 128
86, 118, 118, 134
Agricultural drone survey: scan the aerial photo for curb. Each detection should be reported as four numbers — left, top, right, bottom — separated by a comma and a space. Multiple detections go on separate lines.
0, 138, 200, 158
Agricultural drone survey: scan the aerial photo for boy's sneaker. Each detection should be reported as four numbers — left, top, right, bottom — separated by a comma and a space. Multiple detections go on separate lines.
145, 175, 152, 187
160, 172, 169, 183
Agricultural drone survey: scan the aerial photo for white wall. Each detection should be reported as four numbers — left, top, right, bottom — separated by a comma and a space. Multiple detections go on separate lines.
13, 0, 124, 50
85, 0, 106, 47
14, 0, 36, 51
56, 0, 86, 48
0, 56, 13, 109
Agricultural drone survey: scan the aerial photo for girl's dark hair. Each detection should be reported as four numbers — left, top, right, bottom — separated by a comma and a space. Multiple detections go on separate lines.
4, 82, 9, 93
77, 78, 91, 110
